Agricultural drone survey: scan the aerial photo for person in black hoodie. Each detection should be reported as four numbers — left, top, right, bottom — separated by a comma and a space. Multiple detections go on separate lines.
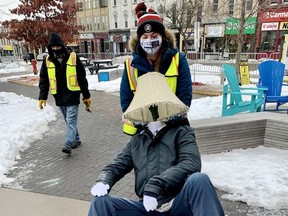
38, 32, 91, 155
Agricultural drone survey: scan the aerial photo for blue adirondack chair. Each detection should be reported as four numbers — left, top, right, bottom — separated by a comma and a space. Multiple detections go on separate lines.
222, 64, 267, 116
258, 60, 288, 112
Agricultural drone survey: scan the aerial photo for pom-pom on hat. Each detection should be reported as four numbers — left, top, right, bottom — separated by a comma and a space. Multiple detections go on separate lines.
135, 2, 165, 38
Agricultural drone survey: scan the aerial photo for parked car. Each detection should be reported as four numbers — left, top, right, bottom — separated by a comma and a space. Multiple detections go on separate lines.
23, 53, 35, 63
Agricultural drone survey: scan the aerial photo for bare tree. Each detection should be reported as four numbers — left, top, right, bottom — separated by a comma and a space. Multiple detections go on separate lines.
206, 0, 271, 77
158, 0, 203, 53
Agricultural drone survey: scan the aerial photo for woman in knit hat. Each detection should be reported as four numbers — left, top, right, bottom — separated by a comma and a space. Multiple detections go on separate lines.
120, 2, 192, 136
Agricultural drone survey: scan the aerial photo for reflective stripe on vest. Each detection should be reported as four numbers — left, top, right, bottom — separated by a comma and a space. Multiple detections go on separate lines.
46, 52, 80, 95
123, 120, 138, 136
125, 52, 179, 94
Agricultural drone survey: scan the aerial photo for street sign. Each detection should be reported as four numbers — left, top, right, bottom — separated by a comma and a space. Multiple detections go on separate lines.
239, 60, 250, 85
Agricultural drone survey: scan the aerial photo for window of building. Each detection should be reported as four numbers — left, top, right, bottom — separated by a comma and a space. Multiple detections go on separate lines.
114, 13, 118, 29
133, 0, 138, 3
228, 0, 234, 15
124, 0, 128, 5
246, 0, 253, 10
283, 0, 288, 3
77, 0, 83, 11
278, 30, 288, 51
124, 11, 128, 28
102, 16, 105, 29
100, 0, 107, 7
113, 0, 117, 6
213, 0, 218, 14
135, 20, 137, 27
92, 0, 96, 8
270, 0, 278, 4
94, 17, 97, 30
97, 17, 100, 30
105, 16, 109, 30
86, 17, 91, 30
260, 31, 277, 51
85, 0, 90, 9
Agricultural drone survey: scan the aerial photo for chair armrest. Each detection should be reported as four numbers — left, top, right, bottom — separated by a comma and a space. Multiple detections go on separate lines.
240, 87, 268, 93
230, 91, 261, 96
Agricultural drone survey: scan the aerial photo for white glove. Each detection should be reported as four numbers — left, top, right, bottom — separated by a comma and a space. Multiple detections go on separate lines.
143, 195, 158, 212
91, 182, 110, 197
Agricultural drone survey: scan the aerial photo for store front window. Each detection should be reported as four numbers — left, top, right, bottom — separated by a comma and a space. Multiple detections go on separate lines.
278, 30, 288, 51
260, 31, 277, 51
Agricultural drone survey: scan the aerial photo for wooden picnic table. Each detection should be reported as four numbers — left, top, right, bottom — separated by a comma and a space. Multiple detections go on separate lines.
87, 59, 119, 75
80, 57, 93, 67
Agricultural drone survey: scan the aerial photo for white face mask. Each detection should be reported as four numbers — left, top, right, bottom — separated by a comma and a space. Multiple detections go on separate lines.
140, 36, 162, 55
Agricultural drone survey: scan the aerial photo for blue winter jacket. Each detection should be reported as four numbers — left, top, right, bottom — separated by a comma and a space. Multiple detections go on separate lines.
120, 29, 192, 112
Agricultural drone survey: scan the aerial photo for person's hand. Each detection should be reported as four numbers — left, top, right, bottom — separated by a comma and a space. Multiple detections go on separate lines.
91, 182, 109, 197
143, 195, 158, 212
39, 100, 46, 109
83, 98, 92, 112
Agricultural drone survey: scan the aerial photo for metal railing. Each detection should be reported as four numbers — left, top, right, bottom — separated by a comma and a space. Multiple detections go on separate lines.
186, 52, 272, 61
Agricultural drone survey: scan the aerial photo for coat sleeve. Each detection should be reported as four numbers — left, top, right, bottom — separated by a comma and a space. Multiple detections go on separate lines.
120, 62, 134, 112
144, 127, 201, 197
76, 56, 91, 99
96, 142, 134, 188
176, 52, 192, 107
38, 59, 50, 100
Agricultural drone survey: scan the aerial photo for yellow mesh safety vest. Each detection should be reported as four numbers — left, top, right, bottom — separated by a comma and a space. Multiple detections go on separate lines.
123, 52, 180, 135
46, 52, 80, 95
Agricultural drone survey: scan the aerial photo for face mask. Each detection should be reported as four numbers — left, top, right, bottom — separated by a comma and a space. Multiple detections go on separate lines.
52, 48, 64, 59
140, 36, 162, 55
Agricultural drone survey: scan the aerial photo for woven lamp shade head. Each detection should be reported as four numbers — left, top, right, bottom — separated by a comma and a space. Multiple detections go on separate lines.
123, 72, 189, 124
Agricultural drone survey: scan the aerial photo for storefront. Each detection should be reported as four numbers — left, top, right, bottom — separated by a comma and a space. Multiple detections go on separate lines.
204, 24, 225, 52
94, 32, 110, 54
257, 8, 288, 57
79, 33, 94, 55
225, 17, 257, 53
1, 45, 14, 56
109, 30, 130, 56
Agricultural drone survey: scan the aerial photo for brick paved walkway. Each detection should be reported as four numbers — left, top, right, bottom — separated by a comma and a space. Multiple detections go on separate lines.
1, 69, 287, 216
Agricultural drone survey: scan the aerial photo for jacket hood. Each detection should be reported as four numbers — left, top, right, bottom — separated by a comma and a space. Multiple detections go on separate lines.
48, 33, 65, 49
47, 32, 68, 61
129, 28, 176, 53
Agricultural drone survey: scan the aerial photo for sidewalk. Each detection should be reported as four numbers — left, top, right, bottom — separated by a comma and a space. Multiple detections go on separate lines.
0, 188, 90, 216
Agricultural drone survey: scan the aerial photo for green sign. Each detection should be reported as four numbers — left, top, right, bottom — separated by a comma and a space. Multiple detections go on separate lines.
225, 17, 256, 35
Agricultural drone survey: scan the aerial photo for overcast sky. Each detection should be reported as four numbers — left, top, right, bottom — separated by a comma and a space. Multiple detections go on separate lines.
0, 0, 19, 21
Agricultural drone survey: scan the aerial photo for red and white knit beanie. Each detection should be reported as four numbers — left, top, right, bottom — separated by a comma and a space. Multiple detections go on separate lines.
135, 2, 165, 38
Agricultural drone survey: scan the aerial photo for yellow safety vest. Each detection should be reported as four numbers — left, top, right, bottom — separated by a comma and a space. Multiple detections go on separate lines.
123, 52, 180, 135
46, 52, 80, 95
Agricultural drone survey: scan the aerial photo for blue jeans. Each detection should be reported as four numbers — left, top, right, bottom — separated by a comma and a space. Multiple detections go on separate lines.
88, 173, 224, 216
59, 105, 80, 149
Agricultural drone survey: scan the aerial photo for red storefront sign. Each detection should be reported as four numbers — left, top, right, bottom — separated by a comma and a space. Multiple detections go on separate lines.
260, 10, 288, 22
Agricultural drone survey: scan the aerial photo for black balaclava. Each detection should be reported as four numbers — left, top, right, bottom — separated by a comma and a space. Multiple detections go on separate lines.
47, 32, 68, 62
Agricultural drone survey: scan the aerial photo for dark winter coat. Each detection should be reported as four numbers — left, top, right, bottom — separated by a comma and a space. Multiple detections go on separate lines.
38, 33, 90, 106
96, 120, 201, 207
120, 29, 192, 112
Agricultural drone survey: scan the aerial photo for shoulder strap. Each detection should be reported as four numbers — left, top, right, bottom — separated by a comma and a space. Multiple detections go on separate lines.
69, 52, 77, 66
125, 57, 137, 92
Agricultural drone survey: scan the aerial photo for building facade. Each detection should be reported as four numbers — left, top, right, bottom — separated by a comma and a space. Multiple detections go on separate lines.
76, 0, 110, 56
257, 3, 288, 58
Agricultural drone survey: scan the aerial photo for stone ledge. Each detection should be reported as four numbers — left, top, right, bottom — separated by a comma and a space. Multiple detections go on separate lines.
190, 112, 288, 154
